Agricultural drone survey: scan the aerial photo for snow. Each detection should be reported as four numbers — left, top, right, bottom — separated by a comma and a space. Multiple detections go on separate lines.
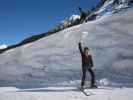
60, 14, 80, 28
99, 78, 111, 86
0, 44, 7, 49
81, 31, 89, 40
0, 87, 133, 100
0, 1, 133, 100
96, 0, 131, 18
96, 0, 115, 14
69, 15, 80, 22
0, 5, 133, 87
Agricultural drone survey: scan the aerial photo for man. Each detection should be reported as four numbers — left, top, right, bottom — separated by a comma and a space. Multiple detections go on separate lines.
78, 42, 97, 89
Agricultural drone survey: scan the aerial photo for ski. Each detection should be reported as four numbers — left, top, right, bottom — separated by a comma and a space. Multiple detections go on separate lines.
78, 87, 94, 96
84, 86, 113, 90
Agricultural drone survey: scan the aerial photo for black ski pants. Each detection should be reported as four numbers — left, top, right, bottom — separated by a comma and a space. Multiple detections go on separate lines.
81, 66, 95, 87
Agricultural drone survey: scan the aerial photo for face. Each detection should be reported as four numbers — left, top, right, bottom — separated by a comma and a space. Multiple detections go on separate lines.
84, 49, 89, 55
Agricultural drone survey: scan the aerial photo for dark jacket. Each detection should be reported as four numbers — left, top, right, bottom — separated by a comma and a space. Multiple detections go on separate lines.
78, 42, 93, 68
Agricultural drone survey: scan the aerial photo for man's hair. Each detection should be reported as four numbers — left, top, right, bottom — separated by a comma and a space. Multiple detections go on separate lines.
84, 47, 89, 51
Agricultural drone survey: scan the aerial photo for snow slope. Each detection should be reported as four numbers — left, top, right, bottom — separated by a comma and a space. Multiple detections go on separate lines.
96, 0, 132, 18
0, 4, 133, 88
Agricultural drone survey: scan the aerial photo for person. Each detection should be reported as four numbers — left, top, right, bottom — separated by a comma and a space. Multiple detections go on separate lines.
78, 42, 97, 89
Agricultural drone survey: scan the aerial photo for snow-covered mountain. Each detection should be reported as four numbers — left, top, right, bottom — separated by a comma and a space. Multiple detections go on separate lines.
95, 0, 133, 18
61, 15, 80, 26
52, 15, 81, 31
0, 44, 7, 50
0, 1, 133, 88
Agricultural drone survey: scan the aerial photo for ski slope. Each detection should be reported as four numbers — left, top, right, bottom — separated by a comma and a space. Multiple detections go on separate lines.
0, 4, 133, 88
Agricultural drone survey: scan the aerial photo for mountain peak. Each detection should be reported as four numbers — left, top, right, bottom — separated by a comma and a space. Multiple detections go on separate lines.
0, 44, 7, 50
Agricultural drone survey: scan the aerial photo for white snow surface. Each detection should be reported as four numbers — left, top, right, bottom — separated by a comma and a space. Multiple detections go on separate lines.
96, 0, 131, 17
0, 44, 7, 49
69, 15, 80, 22
60, 14, 80, 28
0, 86, 133, 100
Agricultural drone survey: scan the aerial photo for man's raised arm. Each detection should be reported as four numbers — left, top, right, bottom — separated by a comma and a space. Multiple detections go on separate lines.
78, 42, 83, 54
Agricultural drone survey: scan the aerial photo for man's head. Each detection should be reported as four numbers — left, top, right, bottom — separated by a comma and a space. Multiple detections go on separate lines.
84, 47, 90, 55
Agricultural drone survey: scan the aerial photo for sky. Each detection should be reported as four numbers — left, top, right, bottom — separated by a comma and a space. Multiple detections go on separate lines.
0, 0, 100, 45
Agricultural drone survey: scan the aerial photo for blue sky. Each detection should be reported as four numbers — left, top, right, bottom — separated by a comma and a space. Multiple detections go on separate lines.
0, 0, 100, 45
